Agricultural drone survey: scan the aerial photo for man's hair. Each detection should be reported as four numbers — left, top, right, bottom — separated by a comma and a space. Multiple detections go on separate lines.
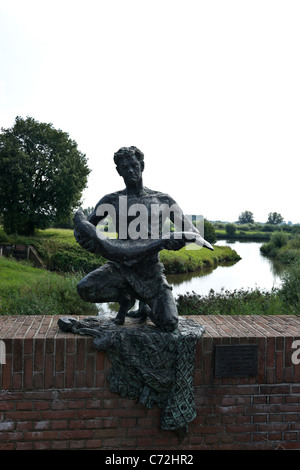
113, 146, 144, 170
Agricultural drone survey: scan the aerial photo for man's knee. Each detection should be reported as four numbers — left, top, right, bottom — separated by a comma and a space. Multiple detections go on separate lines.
149, 286, 178, 332
77, 277, 92, 302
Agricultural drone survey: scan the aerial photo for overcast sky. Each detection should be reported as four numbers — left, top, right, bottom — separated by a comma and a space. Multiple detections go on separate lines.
1, 0, 299, 223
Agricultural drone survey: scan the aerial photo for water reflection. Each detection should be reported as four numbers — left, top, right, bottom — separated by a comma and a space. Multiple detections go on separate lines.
168, 240, 286, 298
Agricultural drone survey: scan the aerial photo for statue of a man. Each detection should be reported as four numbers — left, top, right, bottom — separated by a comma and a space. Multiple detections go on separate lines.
74, 146, 210, 332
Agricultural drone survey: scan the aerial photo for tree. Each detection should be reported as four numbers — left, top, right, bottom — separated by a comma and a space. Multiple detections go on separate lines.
203, 220, 216, 245
225, 223, 236, 238
238, 211, 254, 224
0, 116, 90, 235
267, 212, 284, 225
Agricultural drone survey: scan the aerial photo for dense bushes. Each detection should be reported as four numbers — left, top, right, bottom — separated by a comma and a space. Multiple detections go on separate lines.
225, 223, 236, 238
280, 261, 300, 311
176, 287, 286, 315
44, 242, 106, 273
260, 232, 300, 264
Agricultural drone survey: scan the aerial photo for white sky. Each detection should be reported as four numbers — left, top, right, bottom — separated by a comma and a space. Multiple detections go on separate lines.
0, 0, 299, 223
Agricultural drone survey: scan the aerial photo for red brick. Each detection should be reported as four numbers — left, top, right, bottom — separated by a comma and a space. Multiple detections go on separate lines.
34, 339, 44, 372
65, 354, 75, 388
12, 372, 23, 390
33, 372, 43, 389
24, 355, 33, 389
85, 439, 102, 449
266, 337, 275, 368
15, 401, 32, 410
52, 440, 69, 449
13, 339, 23, 372
16, 441, 33, 450
284, 432, 299, 441
34, 441, 52, 450
52, 420, 68, 430
2, 358, 12, 389
55, 339, 65, 372
60, 430, 93, 440
44, 354, 54, 389
0, 443, 15, 450
86, 355, 95, 388
76, 337, 86, 370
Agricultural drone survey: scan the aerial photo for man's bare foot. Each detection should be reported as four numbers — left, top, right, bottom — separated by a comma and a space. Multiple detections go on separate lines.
112, 314, 125, 325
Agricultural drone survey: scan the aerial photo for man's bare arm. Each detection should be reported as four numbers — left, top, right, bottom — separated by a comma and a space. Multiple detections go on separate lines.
163, 194, 200, 235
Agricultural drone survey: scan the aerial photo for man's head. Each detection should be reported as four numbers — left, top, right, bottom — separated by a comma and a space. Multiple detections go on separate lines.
114, 146, 144, 171
114, 147, 144, 186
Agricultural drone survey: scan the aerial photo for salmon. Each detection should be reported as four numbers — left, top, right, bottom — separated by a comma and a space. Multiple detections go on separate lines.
74, 209, 213, 263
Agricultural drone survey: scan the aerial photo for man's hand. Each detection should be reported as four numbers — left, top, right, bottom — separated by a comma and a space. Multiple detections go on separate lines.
74, 229, 96, 252
73, 209, 97, 253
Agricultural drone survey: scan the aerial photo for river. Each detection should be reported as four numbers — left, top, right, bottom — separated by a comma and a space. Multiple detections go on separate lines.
167, 240, 286, 297
97, 240, 287, 313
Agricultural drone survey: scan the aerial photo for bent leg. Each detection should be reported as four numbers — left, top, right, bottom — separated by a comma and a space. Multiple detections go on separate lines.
148, 285, 178, 332
77, 262, 128, 303
77, 262, 136, 325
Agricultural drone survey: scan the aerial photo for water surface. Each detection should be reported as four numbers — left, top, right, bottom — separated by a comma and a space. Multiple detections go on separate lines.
167, 240, 286, 297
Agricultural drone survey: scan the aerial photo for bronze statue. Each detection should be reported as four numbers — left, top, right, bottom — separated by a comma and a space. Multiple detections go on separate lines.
74, 146, 213, 332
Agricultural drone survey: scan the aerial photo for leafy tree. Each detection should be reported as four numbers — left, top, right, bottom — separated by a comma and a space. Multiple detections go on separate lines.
238, 211, 254, 224
203, 219, 216, 245
267, 212, 284, 225
0, 116, 90, 235
225, 223, 236, 238
81, 206, 95, 218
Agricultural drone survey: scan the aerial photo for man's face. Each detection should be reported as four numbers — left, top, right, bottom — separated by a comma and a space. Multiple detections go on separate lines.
117, 155, 143, 185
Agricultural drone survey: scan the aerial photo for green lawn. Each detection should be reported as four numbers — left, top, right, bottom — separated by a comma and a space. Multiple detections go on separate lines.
160, 243, 241, 274
0, 256, 97, 315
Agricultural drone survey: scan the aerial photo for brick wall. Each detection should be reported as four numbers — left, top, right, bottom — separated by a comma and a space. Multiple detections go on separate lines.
0, 315, 300, 450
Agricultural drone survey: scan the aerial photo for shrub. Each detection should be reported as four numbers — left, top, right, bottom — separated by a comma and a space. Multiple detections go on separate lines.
270, 231, 289, 248
290, 234, 300, 249
203, 220, 217, 245
176, 287, 288, 316
279, 261, 300, 311
225, 223, 236, 238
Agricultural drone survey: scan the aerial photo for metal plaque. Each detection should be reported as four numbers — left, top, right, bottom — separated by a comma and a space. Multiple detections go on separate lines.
214, 344, 258, 378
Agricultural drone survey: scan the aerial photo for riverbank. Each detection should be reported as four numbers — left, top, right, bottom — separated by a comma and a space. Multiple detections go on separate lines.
160, 244, 241, 273
176, 259, 300, 316
0, 226, 241, 315
0, 226, 240, 275
216, 229, 272, 241
0, 256, 98, 315
260, 232, 300, 264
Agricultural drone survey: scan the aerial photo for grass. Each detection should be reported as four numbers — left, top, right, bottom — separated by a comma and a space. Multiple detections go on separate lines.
1, 226, 241, 275
160, 244, 241, 274
0, 256, 98, 315
261, 233, 300, 265
216, 229, 272, 241
176, 287, 289, 315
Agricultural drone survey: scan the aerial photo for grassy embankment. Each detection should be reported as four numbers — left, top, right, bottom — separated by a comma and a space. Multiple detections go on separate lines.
215, 229, 272, 241
0, 227, 240, 315
0, 256, 98, 315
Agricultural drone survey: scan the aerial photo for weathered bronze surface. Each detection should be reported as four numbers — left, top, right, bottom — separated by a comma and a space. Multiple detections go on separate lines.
73, 146, 212, 332
58, 314, 205, 432
58, 146, 209, 433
